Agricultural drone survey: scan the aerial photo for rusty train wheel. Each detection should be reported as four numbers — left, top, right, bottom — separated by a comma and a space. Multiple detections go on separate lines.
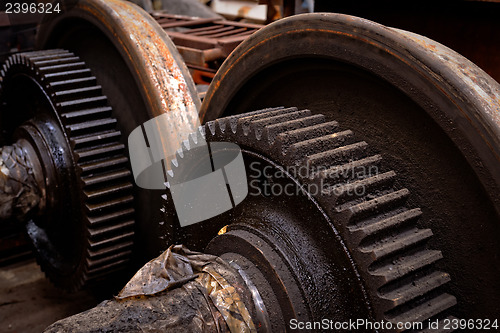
201, 13, 500, 321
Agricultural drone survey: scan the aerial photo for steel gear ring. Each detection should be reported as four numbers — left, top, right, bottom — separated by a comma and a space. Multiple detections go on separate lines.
0, 49, 135, 291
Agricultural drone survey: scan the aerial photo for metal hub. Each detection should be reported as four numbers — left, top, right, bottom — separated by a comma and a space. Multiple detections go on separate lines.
0, 49, 135, 291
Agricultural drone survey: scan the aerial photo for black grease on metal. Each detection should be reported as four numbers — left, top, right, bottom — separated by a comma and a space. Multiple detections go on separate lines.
0, 143, 41, 221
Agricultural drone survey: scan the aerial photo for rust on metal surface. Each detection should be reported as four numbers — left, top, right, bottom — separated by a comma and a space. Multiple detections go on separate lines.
399, 30, 500, 130
151, 13, 262, 84
52, 0, 203, 159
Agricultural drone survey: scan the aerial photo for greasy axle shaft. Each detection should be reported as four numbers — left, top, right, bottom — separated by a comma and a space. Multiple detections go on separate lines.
0, 141, 43, 221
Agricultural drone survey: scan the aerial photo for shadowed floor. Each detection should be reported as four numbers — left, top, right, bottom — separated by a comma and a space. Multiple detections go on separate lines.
0, 260, 100, 333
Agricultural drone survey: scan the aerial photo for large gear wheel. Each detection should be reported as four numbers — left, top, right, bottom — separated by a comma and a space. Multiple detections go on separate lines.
0, 49, 135, 291
163, 107, 457, 332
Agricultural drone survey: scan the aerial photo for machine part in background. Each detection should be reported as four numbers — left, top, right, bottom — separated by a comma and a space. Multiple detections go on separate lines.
0, 49, 135, 291
152, 13, 262, 85
35, 0, 201, 272
314, 0, 500, 83
153, 0, 223, 18
201, 13, 500, 321
210, 0, 312, 24
160, 107, 456, 332
127, 0, 154, 12
0, 4, 40, 62
211, 0, 267, 23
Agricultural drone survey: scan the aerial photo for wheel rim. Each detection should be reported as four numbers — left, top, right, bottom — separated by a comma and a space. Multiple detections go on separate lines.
200, 13, 500, 319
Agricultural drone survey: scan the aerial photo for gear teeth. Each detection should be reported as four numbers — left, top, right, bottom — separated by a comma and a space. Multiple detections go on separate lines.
380, 271, 451, 308
80, 156, 129, 174
84, 182, 133, 199
1, 50, 135, 291
180, 138, 192, 151
359, 228, 434, 261
86, 254, 133, 274
350, 208, 422, 238
45, 68, 93, 81
27, 52, 76, 62
53, 85, 103, 102
71, 130, 122, 149
188, 132, 198, 147
370, 249, 444, 284
249, 109, 311, 140
171, 158, 179, 168
88, 220, 134, 239
236, 107, 298, 136
163, 125, 212, 178
87, 208, 135, 226
317, 154, 382, 185
196, 107, 457, 331
75, 142, 125, 162
61, 106, 113, 124
225, 106, 287, 132
66, 118, 117, 135
38, 61, 86, 74
21, 49, 67, 58
323, 171, 396, 206
188, 130, 206, 149
176, 147, 184, 159
58, 95, 108, 111
86, 195, 134, 213
49, 76, 98, 90
206, 120, 217, 136
307, 141, 369, 169
273, 121, 340, 156
387, 293, 457, 329
88, 232, 134, 252
336, 188, 410, 222
286, 130, 354, 165
198, 124, 206, 138
264, 114, 325, 144
206, 106, 286, 137
33, 56, 81, 67
88, 243, 133, 261
82, 169, 131, 187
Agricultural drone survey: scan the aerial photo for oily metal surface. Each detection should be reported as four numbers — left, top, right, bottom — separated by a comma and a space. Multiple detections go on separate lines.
35, 0, 201, 261
0, 143, 41, 221
200, 13, 500, 320
0, 50, 135, 291
161, 107, 456, 331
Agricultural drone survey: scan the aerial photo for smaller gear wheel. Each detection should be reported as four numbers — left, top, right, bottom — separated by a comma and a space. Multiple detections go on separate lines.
0, 50, 135, 291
